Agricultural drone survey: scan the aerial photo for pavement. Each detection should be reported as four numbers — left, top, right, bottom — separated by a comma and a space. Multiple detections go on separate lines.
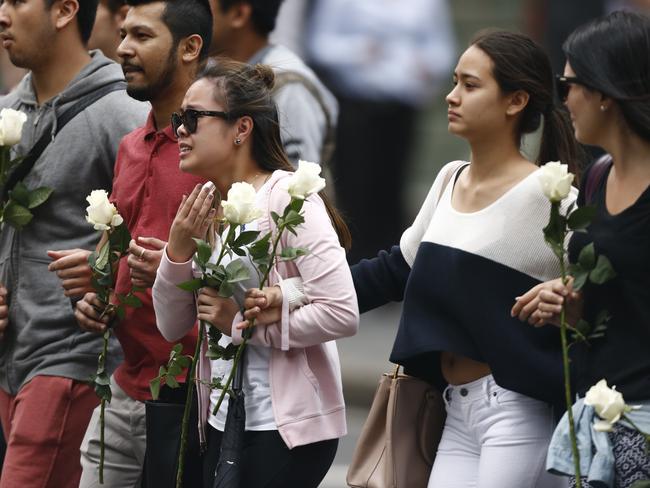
318, 303, 403, 488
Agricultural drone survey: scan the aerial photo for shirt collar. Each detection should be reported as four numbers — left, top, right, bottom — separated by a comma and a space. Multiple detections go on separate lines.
143, 110, 178, 142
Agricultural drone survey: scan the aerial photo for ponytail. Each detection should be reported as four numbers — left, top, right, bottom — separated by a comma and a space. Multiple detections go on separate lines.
540, 105, 586, 177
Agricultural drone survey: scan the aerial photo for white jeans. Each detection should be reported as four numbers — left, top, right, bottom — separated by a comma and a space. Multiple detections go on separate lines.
428, 375, 568, 488
78, 378, 146, 488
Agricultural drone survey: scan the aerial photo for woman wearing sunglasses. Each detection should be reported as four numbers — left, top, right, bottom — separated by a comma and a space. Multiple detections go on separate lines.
513, 11, 650, 487
244, 30, 582, 487
152, 60, 358, 488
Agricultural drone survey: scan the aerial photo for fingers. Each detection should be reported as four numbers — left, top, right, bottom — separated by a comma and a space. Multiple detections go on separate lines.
511, 283, 543, 318
177, 184, 203, 220
198, 287, 220, 300
243, 288, 269, 310
74, 293, 109, 333
187, 185, 214, 226
137, 236, 166, 250
47, 249, 91, 272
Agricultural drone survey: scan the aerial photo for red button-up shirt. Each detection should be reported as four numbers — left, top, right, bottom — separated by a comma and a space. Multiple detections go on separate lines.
110, 112, 203, 401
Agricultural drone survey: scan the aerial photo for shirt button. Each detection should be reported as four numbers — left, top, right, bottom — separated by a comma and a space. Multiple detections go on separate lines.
460, 388, 468, 397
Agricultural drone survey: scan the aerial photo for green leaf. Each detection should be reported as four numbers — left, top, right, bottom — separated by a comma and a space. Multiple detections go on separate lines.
171, 343, 183, 355
249, 234, 271, 260
578, 243, 596, 270
542, 203, 566, 250
567, 205, 596, 231
233, 230, 260, 248
288, 198, 304, 214
225, 259, 250, 283
149, 378, 161, 400
177, 278, 203, 292
3, 201, 33, 229
94, 383, 112, 402
218, 280, 234, 298
108, 223, 131, 255
192, 238, 212, 266
630, 480, 650, 488
166, 374, 179, 388
27, 186, 54, 209
9, 181, 30, 207
569, 264, 589, 291
115, 304, 126, 320
589, 255, 616, 285
167, 362, 182, 376
120, 293, 142, 308
282, 209, 305, 229
176, 355, 191, 369
279, 247, 309, 261
95, 242, 110, 270
94, 373, 111, 386
271, 211, 281, 225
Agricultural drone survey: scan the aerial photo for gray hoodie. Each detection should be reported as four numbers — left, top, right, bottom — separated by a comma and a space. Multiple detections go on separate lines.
0, 51, 149, 394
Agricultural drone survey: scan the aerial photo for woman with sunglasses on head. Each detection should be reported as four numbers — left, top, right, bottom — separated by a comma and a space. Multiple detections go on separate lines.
151, 60, 358, 488
244, 30, 582, 487
513, 11, 650, 487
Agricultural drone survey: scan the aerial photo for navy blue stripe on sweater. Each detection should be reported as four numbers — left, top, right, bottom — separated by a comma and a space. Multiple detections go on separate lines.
390, 241, 565, 407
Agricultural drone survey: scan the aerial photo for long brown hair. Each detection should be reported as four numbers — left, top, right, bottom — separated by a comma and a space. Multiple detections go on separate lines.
472, 30, 585, 175
197, 58, 352, 250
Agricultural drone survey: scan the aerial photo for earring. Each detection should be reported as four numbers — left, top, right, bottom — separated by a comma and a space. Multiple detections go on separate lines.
600, 105, 607, 112
235, 138, 241, 145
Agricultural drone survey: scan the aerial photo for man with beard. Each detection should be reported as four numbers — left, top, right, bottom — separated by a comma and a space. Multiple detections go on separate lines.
71, 1, 211, 486
0, 1, 147, 487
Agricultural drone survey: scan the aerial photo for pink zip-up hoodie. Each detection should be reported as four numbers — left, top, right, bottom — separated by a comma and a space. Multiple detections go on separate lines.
152, 170, 359, 449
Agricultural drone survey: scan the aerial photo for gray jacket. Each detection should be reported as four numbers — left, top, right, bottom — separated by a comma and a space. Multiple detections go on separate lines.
0, 51, 149, 394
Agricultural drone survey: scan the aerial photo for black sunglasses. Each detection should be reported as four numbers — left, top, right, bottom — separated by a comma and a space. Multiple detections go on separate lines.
555, 75, 589, 102
171, 108, 230, 136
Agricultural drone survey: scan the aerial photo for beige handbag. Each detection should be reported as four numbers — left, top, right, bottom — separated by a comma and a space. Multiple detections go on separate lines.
346, 366, 446, 488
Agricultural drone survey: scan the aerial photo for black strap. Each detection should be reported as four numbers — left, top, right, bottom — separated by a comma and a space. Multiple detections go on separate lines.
584, 154, 613, 204
1, 81, 127, 202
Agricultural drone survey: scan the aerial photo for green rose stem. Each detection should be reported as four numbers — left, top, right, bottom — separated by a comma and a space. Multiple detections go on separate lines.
176, 225, 234, 488
96, 304, 115, 485
212, 227, 284, 417
175, 320, 205, 488
98, 329, 110, 484
553, 201, 582, 488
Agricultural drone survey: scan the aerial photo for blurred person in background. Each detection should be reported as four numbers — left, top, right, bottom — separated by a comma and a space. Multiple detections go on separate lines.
269, 0, 309, 57
207, 0, 338, 167
88, 0, 129, 62
306, 0, 456, 264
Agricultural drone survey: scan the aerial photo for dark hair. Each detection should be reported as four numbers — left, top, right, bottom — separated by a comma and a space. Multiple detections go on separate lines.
471, 30, 584, 173
105, 0, 127, 14
218, 0, 284, 36
563, 11, 650, 142
126, 0, 213, 61
45, 0, 99, 44
197, 59, 352, 250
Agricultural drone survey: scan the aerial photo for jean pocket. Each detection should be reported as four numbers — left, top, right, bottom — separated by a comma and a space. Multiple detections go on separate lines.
493, 387, 547, 409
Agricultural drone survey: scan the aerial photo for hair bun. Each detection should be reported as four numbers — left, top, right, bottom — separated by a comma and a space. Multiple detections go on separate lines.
252, 64, 276, 90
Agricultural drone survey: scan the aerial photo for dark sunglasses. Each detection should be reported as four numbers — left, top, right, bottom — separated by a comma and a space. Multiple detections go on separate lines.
555, 75, 589, 102
171, 108, 230, 136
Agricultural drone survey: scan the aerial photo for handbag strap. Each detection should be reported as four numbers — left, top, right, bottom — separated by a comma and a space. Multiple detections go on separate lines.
584, 155, 613, 205
1, 80, 127, 202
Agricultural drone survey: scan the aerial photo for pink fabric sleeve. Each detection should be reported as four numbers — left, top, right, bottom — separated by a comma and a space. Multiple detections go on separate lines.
231, 187, 359, 349
152, 245, 198, 342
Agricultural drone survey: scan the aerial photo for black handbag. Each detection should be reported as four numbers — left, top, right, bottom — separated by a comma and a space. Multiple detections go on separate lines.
143, 382, 203, 488
212, 350, 247, 488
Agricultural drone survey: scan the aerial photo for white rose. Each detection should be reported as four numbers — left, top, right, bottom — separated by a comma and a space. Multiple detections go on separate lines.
0, 108, 27, 146
221, 182, 264, 225
538, 161, 574, 202
585, 379, 627, 432
287, 160, 326, 200
85, 189, 123, 231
